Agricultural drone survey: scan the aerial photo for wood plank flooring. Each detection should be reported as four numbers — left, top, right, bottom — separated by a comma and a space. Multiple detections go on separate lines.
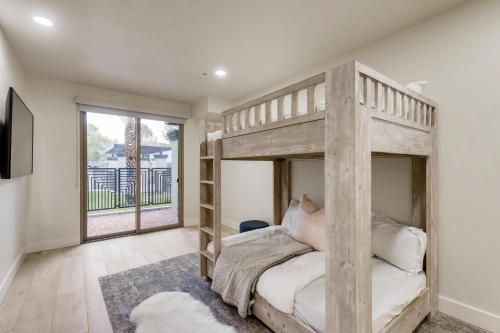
0, 226, 486, 333
0, 226, 235, 333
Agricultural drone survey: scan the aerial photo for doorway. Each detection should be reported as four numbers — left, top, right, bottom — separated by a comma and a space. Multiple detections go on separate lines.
80, 111, 183, 242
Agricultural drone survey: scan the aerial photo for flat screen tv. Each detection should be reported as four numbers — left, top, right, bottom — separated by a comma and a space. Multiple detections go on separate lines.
1, 87, 34, 179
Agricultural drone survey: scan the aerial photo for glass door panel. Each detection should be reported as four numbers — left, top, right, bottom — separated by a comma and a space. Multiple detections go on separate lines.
138, 119, 181, 231
85, 113, 137, 239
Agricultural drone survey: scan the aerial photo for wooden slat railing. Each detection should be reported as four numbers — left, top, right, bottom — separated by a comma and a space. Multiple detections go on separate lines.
221, 73, 325, 137
357, 63, 437, 131
221, 62, 436, 138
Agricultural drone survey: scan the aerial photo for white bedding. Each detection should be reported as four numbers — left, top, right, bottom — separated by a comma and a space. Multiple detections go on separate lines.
256, 251, 325, 314
206, 225, 284, 253
293, 257, 426, 333
210, 227, 426, 333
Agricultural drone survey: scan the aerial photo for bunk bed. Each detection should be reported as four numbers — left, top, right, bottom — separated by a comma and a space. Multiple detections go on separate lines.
198, 61, 438, 333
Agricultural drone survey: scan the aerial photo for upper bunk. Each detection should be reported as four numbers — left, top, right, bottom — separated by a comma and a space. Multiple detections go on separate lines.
206, 61, 437, 160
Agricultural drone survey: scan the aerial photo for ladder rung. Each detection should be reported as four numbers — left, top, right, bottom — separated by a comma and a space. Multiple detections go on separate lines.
200, 227, 214, 236
200, 250, 214, 262
200, 156, 214, 160
200, 180, 214, 185
200, 203, 214, 210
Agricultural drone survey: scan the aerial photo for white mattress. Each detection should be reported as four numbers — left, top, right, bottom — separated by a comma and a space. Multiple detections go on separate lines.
293, 257, 426, 333
210, 227, 426, 333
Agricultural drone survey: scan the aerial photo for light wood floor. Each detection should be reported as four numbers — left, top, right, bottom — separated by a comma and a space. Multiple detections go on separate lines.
3, 227, 481, 333
0, 226, 235, 333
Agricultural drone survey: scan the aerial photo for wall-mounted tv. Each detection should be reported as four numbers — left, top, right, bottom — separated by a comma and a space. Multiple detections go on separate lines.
1, 87, 34, 179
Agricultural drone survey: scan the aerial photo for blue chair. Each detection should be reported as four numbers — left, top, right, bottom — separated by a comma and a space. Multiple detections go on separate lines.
239, 220, 269, 233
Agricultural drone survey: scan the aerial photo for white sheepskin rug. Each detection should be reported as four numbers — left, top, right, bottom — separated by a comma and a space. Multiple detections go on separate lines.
130, 291, 236, 333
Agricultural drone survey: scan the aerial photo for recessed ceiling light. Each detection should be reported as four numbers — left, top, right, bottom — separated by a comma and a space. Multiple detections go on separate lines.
33, 16, 54, 27
215, 69, 227, 77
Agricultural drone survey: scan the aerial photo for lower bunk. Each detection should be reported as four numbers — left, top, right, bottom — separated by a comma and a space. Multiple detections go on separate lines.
205, 218, 430, 333
252, 288, 430, 333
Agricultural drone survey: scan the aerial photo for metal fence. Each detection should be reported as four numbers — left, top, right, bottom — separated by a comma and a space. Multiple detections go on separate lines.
87, 167, 172, 211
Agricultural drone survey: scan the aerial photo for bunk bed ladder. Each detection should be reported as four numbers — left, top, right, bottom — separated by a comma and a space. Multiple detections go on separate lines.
199, 138, 221, 277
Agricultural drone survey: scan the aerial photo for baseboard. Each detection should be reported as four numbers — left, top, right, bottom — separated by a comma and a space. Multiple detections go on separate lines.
0, 245, 26, 304
26, 237, 80, 253
183, 217, 199, 227
439, 295, 500, 332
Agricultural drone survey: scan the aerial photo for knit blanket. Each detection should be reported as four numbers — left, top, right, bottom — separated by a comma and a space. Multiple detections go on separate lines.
211, 229, 312, 318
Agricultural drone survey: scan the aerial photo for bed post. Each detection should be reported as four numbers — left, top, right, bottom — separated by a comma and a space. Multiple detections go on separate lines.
282, 160, 291, 220
412, 158, 426, 229
325, 61, 372, 333
273, 159, 291, 224
426, 121, 438, 318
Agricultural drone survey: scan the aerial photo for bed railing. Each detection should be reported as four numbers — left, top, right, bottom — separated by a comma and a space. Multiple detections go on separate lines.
221, 62, 437, 138
221, 73, 326, 137
357, 63, 437, 131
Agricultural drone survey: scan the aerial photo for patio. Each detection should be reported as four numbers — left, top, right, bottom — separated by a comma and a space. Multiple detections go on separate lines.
87, 207, 178, 238
86, 166, 178, 238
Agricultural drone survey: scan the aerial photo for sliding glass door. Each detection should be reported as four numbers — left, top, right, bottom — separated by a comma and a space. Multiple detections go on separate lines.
139, 119, 182, 232
81, 111, 182, 241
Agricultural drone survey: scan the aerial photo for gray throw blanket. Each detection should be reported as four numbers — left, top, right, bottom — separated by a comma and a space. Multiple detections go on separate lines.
211, 229, 312, 318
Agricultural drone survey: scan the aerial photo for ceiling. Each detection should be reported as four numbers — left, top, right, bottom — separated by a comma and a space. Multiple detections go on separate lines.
0, 0, 467, 103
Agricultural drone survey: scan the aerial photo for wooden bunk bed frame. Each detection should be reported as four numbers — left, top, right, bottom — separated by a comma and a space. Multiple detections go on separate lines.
198, 61, 438, 333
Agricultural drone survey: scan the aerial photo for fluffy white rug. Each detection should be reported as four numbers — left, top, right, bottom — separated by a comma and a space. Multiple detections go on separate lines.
130, 291, 236, 333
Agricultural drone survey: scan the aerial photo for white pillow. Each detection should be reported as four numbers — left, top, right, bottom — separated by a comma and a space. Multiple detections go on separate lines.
372, 212, 427, 275
282, 195, 320, 235
282, 200, 299, 235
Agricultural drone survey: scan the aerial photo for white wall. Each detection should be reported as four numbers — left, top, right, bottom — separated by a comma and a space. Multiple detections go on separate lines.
207, 97, 233, 115
0, 27, 27, 301
183, 118, 200, 226
22, 76, 193, 250
192, 96, 233, 120
371, 158, 412, 224
191, 97, 209, 120
290, 160, 325, 208
290, 158, 412, 224
236, 0, 500, 330
221, 161, 274, 230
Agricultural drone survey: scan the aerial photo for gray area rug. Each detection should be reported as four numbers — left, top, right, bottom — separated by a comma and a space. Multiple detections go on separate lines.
99, 253, 485, 333
99, 253, 270, 333
416, 313, 488, 333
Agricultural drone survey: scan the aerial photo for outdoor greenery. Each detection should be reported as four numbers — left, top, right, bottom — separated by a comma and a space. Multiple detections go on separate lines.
87, 123, 115, 162
141, 123, 157, 144
87, 121, 173, 163
87, 190, 172, 213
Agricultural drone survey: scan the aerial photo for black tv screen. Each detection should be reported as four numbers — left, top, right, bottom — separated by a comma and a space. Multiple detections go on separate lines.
1, 87, 34, 179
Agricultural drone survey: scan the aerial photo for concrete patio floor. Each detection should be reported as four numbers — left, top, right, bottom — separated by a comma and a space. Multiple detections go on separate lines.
87, 207, 178, 238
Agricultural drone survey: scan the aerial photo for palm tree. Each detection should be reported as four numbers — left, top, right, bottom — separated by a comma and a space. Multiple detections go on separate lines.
124, 118, 137, 205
